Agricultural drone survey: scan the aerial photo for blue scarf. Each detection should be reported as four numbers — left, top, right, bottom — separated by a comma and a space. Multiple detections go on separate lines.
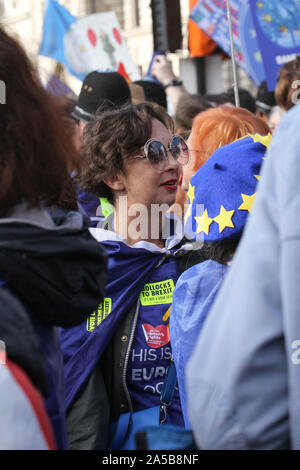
60, 229, 187, 409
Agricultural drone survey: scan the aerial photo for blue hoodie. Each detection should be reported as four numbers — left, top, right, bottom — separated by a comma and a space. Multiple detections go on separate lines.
186, 104, 300, 449
170, 260, 228, 428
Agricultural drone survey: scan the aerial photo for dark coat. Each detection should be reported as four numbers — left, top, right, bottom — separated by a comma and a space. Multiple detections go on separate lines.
0, 208, 107, 449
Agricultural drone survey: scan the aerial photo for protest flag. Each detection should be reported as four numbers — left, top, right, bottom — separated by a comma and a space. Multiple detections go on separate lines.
39, 0, 78, 74
39, 0, 140, 82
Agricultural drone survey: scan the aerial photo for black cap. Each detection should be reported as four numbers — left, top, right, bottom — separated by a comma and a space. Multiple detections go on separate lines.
134, 80, 167, 110
255, 80, 276, 114
204, 87, 256, 114
72, 71, 131, 123
226, 87, 256, 113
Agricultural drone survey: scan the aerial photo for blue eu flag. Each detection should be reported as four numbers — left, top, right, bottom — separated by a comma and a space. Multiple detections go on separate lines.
39, 0, 77, 74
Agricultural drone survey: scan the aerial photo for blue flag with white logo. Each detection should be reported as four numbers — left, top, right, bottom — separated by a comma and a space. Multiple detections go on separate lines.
249, 0, 300, 91
39, 0, 87, 81
190, 0, 266, 86
39, 0, 76, 66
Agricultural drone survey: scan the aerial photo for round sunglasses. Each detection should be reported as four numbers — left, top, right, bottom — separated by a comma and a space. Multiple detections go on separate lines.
134, 135, 190, 172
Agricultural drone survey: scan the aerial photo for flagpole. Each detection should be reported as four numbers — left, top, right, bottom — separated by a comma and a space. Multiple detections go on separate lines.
226, 0, 240, 107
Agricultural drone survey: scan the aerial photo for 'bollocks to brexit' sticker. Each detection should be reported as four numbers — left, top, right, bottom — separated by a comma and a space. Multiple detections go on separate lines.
140, 279, 175, 306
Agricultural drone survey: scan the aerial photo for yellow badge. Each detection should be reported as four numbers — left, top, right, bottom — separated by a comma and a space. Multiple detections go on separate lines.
140, 279, 175, 306
86, 298, 112, 332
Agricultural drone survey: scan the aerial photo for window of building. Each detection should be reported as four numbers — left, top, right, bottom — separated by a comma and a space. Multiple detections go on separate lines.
0, 0, 4, 17
133, 0, 140, 27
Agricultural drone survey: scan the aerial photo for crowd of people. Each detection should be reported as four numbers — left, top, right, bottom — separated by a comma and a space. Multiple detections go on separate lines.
1, 23, 300, 450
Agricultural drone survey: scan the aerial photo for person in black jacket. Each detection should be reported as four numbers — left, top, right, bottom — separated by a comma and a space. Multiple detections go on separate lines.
0, 26, 107, 449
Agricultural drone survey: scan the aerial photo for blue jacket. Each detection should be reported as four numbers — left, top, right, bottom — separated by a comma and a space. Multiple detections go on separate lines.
170, 260, 228, 429
186, 104, 300, 450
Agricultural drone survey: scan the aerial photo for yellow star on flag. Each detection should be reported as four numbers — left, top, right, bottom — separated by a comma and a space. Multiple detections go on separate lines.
255, 51, 262, 62
254, 174, 260, 181
195, 209, 213, 235
184, 183, 195, 226
249, 133, 272, 149
163, 306, 171, 323
186, 183, 195, 204
214, 206, 235, 233
184, 203, 192, 226
238, 193, 257, 213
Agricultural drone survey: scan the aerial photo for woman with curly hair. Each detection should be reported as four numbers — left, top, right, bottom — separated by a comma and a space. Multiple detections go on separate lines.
59, 102, 199, 450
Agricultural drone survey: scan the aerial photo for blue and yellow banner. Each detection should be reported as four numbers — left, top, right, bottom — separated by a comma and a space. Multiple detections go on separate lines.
190, 0, 266, 85
249, 0, 300, 90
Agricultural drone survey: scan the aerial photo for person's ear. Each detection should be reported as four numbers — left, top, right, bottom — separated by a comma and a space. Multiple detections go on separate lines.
103, 173, 126, 192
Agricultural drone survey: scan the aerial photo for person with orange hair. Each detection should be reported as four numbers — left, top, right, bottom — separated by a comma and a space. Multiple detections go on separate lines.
172, 106, 270, 218
170, 132, 271, 429
182, 106, 270, 192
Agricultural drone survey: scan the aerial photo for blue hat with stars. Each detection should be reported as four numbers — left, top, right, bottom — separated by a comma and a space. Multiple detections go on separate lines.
184, 134, 272, 242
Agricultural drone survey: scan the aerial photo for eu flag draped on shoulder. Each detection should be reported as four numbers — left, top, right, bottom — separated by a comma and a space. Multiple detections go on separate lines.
59, 221, 192, 411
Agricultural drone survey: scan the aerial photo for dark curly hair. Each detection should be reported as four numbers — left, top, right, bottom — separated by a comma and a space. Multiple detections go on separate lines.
0, 26, 79, 215
199, 239, 239, 265
77, 102, 174, 204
